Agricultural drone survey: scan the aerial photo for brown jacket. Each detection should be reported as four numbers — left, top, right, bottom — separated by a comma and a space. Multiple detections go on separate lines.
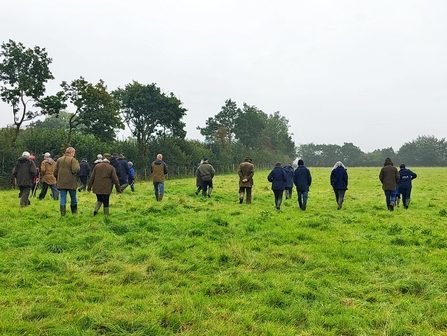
40, 158, 57, 185
238, 161, 254, 187
87, 162, 121, 195
379, 160, 400, 191
54, 154, 80, 190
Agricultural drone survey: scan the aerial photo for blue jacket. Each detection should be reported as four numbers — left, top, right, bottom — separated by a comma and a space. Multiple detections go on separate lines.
283, 165, 294, 188
267, 166, 288, 191
116, 158, 130, 182
330, 166, 348, 190
293, 165, 312, 192
398, 168, 417, 189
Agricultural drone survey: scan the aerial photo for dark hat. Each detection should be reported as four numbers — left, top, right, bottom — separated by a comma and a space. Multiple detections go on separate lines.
400, 164, 406, 169
298, 159, 304, 165
245, 156, 252, 162
203, 157, 208, 161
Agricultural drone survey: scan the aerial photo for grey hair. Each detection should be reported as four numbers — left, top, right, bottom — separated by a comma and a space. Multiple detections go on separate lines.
332, 161, 346, 170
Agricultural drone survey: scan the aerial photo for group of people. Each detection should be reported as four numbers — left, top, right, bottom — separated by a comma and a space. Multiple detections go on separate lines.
266, 157, 417, 211
12, 148, 146, 216
13, 149, 417, 214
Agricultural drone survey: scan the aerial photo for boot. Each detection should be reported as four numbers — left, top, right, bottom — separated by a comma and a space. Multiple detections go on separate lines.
60, 205, 66, 216
405, 199, 410, 209
155, 192, 159, 201
301, 200, 307, 211
298, 198, 303, 210
104, 207, 109, 216
239, 192, 244, 204
389, 201, 395, 211
158, 194, 163, 201
94, 201, 102, 216
337, 197, 343, 210
276, 199, 282, 210
207, 187, 213, 198
396, 198, 400, 207
71, 204, 78, 214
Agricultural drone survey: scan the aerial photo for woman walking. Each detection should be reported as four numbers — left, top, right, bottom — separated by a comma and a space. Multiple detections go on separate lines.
330, 161, 348, 210
267, 162, 288, 210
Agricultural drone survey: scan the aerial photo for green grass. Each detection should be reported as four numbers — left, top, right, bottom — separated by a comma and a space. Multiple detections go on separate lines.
1, 167, 447, 335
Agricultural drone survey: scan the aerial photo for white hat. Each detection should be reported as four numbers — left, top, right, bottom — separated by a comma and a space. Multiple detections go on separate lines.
43, 152, 51, 157
97, 154, 103, 160
22, 151, 30, 158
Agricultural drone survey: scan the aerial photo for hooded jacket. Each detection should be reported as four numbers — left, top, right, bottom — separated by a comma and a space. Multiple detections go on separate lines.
331, 166, 348, 190
283, 165, 294, 188
379, 158, 400, 191
40, 157, 57, 185
151, 159, 168, 182
398, 168, 417, 189
54, 154, 81, 190
87, 162, 121, 195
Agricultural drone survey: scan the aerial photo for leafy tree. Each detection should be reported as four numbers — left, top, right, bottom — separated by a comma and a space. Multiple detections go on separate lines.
0, 40, 55, 147
340, 142, 364, 166
398, 135, 447, 166
263, 112, 296, 158
233, 103, 267, 149
197, 99, 240, 144
48, 78, 124, 147
113, 81, 187, 157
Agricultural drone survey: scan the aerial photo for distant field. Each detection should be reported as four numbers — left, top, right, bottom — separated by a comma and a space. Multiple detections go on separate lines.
1, 167, 447, 335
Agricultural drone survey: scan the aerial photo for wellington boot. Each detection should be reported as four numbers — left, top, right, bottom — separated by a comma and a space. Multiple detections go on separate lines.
94, 201, 102, 216
337, 198, 343, 210
71, 204, 78, 214
60, 205, 66, 216
104, 207, 110, 216
207, 187, 213, 198
155, 193, 159, 201
158, 194, 164, 201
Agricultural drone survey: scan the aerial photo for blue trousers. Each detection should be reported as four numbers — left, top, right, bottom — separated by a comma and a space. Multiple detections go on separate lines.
59, 189, 77, 206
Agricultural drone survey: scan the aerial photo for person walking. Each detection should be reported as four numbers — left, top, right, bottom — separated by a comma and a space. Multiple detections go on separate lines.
78, 158, 91, 192
267, 162, 288, 210
128, 161, 136, 192
39, 152, 58, 200
195, 159, 204, 195
151, 153, 168, 201
398, 164, 417, 209
196, 157, 215, 197
116, 154, 130, 191
12, 151, 37, 207
330, 161, 348, 210
283, 163, 295, 199
379, 157, 400, 211
87, 157, 121, 215
54, 147, 80, 215
94, 154, 103, 166
238, 157, 255, 204
293, 159, 312, 210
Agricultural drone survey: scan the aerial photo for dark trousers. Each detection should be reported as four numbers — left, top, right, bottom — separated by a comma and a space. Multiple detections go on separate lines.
19, 186, 31, 207
333, 189, 346, 202
96, 194, 110, 207
39, 182, 58, 200
273, 189, 284, 209
201, 180, 213, 195
400, 187, 412, 207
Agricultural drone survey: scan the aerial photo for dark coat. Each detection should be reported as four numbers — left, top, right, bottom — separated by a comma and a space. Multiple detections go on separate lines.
398, 168, 417, 189
196, 162, 215, 181
267, 166, 288, 191
13, 157, 37, 187
330, 166, 348, 190
379, 162, 399, 191
283, 165, 294, 188
238, 161, 254, 187
78, 161, 91, 177
54, 154, 81, 190
87, 162, 121, 194
116, 158, 130, 182
293, 165, 312, 192
151, 159, 168, 182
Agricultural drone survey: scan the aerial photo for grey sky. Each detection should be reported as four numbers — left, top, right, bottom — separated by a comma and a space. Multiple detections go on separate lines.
2, 0, 446, 153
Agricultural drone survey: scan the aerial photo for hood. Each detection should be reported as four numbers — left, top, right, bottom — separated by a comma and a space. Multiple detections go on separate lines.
384, 158, 393, 166
153, 159, 163, 165
45, 157, 55, 164
18, 157, 31, 163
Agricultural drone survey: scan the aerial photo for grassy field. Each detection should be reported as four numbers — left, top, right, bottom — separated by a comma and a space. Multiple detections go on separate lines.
1, 167, 447, 335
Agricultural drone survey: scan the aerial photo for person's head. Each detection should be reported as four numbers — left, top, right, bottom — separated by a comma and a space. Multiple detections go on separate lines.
244, 156, 252, 163
43, 152, 51, 158
333, 161, 345, 170
400, 163, 406, 169
118, 154, 125, 159
81, 158, 87, 162
157, 154, 163, 160
103, 153, 111, 160
275, 162, 281, 167
203, 157, 208, 162
298, 159, 304, 166
65, 147, 76, 156
22, 151, 30, 158
384, 157, 393, 166
97, 154, 103, 160
128, 161, 133, 167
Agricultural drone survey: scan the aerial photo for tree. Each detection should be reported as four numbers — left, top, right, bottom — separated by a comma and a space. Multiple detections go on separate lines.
49, 77, 124, 147
113, 81, 187, 157
398, 135, 447, 166
233, 103, 267, 149
340, 142, 364, 166
263, 112, 296, 157
197, 99, 240, 144
0, 40, 55, 147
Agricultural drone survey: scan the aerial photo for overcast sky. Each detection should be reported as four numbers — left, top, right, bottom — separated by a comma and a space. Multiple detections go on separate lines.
2, 0, 446, 153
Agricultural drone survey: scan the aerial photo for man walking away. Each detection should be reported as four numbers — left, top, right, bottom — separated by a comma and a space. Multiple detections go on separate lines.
39, 152, 58, 200
398, 164, 417, 209
293, 159, 312, 210
196, 157, 215, 197
116, 154, 130, 191
54, 147, 80, 215
379, 157, 400, 211
12, 151, 37, 207
238, 157, 254, 204
151, 154, 168, 201
78, 158, 91, 192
